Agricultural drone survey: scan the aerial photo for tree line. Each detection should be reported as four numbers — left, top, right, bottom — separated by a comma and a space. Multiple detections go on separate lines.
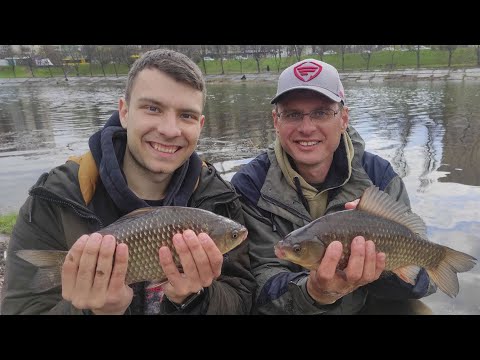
1, 45, 479, 78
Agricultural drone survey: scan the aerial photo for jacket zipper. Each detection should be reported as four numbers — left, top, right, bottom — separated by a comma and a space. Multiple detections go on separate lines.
193, 190, 240, 208
261, 193, 311, 222
30, 188, 104, 228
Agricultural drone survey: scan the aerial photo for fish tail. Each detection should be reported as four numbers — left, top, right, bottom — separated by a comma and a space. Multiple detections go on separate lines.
16, 250, 67, 293
30, 267, 63, 293
426, 247, 477, 298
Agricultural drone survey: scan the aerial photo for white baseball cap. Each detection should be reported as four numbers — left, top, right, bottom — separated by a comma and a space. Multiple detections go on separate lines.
271, 58, 345, 105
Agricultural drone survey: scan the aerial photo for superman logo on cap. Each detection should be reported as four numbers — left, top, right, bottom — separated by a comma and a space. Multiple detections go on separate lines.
294, 61, 322, 82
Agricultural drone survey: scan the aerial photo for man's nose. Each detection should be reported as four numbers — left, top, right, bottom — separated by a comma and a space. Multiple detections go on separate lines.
298, 114, 317, 132
157, 112, 181, 137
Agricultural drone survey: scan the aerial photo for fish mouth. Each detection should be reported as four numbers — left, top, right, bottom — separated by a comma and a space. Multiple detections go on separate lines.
274, 241, 285, 259
241, 229, 248, 242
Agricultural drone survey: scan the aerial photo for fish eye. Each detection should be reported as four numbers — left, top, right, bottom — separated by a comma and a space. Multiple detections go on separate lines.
232, 230, 238, 239
293, 244, 301, 253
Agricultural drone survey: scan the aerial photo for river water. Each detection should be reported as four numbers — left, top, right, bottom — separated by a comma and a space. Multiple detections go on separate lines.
0, 77, 479, 315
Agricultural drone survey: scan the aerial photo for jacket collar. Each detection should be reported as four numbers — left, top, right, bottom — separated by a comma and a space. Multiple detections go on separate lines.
258, 126, 373, 223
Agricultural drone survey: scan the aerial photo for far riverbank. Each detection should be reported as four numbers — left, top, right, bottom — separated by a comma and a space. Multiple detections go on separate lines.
1, 68, 480, 87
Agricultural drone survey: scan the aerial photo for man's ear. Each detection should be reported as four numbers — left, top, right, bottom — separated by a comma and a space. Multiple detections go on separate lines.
272, 108, 279, 130
341, 106, 349, 131
118, 97, 128, 129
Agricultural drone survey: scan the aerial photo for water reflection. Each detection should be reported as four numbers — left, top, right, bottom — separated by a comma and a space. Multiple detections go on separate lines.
0, 78, 479, 314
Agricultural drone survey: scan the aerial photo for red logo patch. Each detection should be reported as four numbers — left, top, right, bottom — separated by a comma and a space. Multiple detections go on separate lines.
294, 61, 322, 82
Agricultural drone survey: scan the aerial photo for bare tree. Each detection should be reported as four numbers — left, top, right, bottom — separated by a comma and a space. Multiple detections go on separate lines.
177, 45, 202, 62
112, 45, 138, 69
44, 46, 69, 80
440, 45, 458, 67
110, 45, 127, 76
415, 45, 421, 69
38, 45, 55, 77
96, 46, 112, 77
199, 45, 210, 74
271, 45, 283, 72
318, 45, 330, 61
477, 45, 480, 66
20, 45, 36, 77
212, 45, 229, 74
388, 45, 396, 70
291, 45, 304, 61
0, 45, 16, 77
339, 45, 347, 71
249, 45, 267, 73
82, 45, 96, 76
61, 45, 82, 76
360, 45, 375, 70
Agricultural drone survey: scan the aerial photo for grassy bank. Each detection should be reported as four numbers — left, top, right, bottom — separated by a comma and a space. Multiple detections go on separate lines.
1, 48, 479, 79
0, 214, 16, 235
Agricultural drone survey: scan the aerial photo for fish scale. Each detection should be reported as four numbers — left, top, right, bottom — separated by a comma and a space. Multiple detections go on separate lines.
16, 206, 248, 293
321, 210, 445, 270
275, 186, 476, 298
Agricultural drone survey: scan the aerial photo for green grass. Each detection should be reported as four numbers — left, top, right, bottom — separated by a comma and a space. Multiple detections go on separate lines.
1, 48, 478, 78
0, 63, 131, 79
0, 213, 17, 235
198, 47, 479, 75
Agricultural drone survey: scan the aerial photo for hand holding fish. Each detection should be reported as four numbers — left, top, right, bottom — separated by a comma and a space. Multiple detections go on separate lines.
159, 229, 223, 305
62, 233, 133, 315
14, 206, 248, 312
275, 186, 477, 298
306, 237, 386, 304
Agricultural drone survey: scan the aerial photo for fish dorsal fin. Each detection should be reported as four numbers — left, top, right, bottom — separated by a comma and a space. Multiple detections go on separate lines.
357, 186, 428, 238
101, 207, 159, 230
122, 207, 158, 219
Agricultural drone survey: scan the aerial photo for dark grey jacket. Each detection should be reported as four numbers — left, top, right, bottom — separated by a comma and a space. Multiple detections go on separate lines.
231, 126, 433, 315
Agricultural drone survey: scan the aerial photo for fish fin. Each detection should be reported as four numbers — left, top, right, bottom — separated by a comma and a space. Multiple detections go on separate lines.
98, 207, 161, 235
426, 247, 477, 298
16, 250, 67, 267
358, 186, 428, 238
392, 265, 422, 285
30, 267, 63, 293
16, 250, 66, 293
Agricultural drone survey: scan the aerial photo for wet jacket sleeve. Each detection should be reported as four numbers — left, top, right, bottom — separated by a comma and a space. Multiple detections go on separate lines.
159, 200, 256, 315
242, 201, 368, 315
1, 196, 84, 315
365, 176, 437, 300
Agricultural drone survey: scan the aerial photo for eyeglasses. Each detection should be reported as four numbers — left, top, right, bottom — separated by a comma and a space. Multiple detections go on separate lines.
277, 109, 339, 123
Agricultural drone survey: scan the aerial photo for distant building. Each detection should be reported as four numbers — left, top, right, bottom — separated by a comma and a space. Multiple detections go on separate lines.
35, 58, 54, 66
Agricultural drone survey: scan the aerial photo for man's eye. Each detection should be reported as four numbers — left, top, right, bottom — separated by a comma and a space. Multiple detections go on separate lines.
311, 110, 326, 118
147, 106, 159, 112
286, 112, 301, 119
180, 114, 197, 121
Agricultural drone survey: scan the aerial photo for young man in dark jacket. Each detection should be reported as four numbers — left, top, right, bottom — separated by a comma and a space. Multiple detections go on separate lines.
231, 58, 435, 315
1, 49, 255, 315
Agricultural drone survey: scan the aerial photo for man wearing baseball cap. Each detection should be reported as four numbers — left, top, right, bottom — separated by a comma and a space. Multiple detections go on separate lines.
231, 58, 435, 315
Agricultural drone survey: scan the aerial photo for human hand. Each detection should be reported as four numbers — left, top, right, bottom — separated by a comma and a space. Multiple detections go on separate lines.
159, 229, 223, 305
345, 198, 360, 210
306, 236, 386, 304
62, 233, 133, 315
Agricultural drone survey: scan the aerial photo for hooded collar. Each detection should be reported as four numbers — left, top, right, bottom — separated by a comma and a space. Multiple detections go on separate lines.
274, 132, 354, 198
273, 132, 355, 219
88, 111, 202, 215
